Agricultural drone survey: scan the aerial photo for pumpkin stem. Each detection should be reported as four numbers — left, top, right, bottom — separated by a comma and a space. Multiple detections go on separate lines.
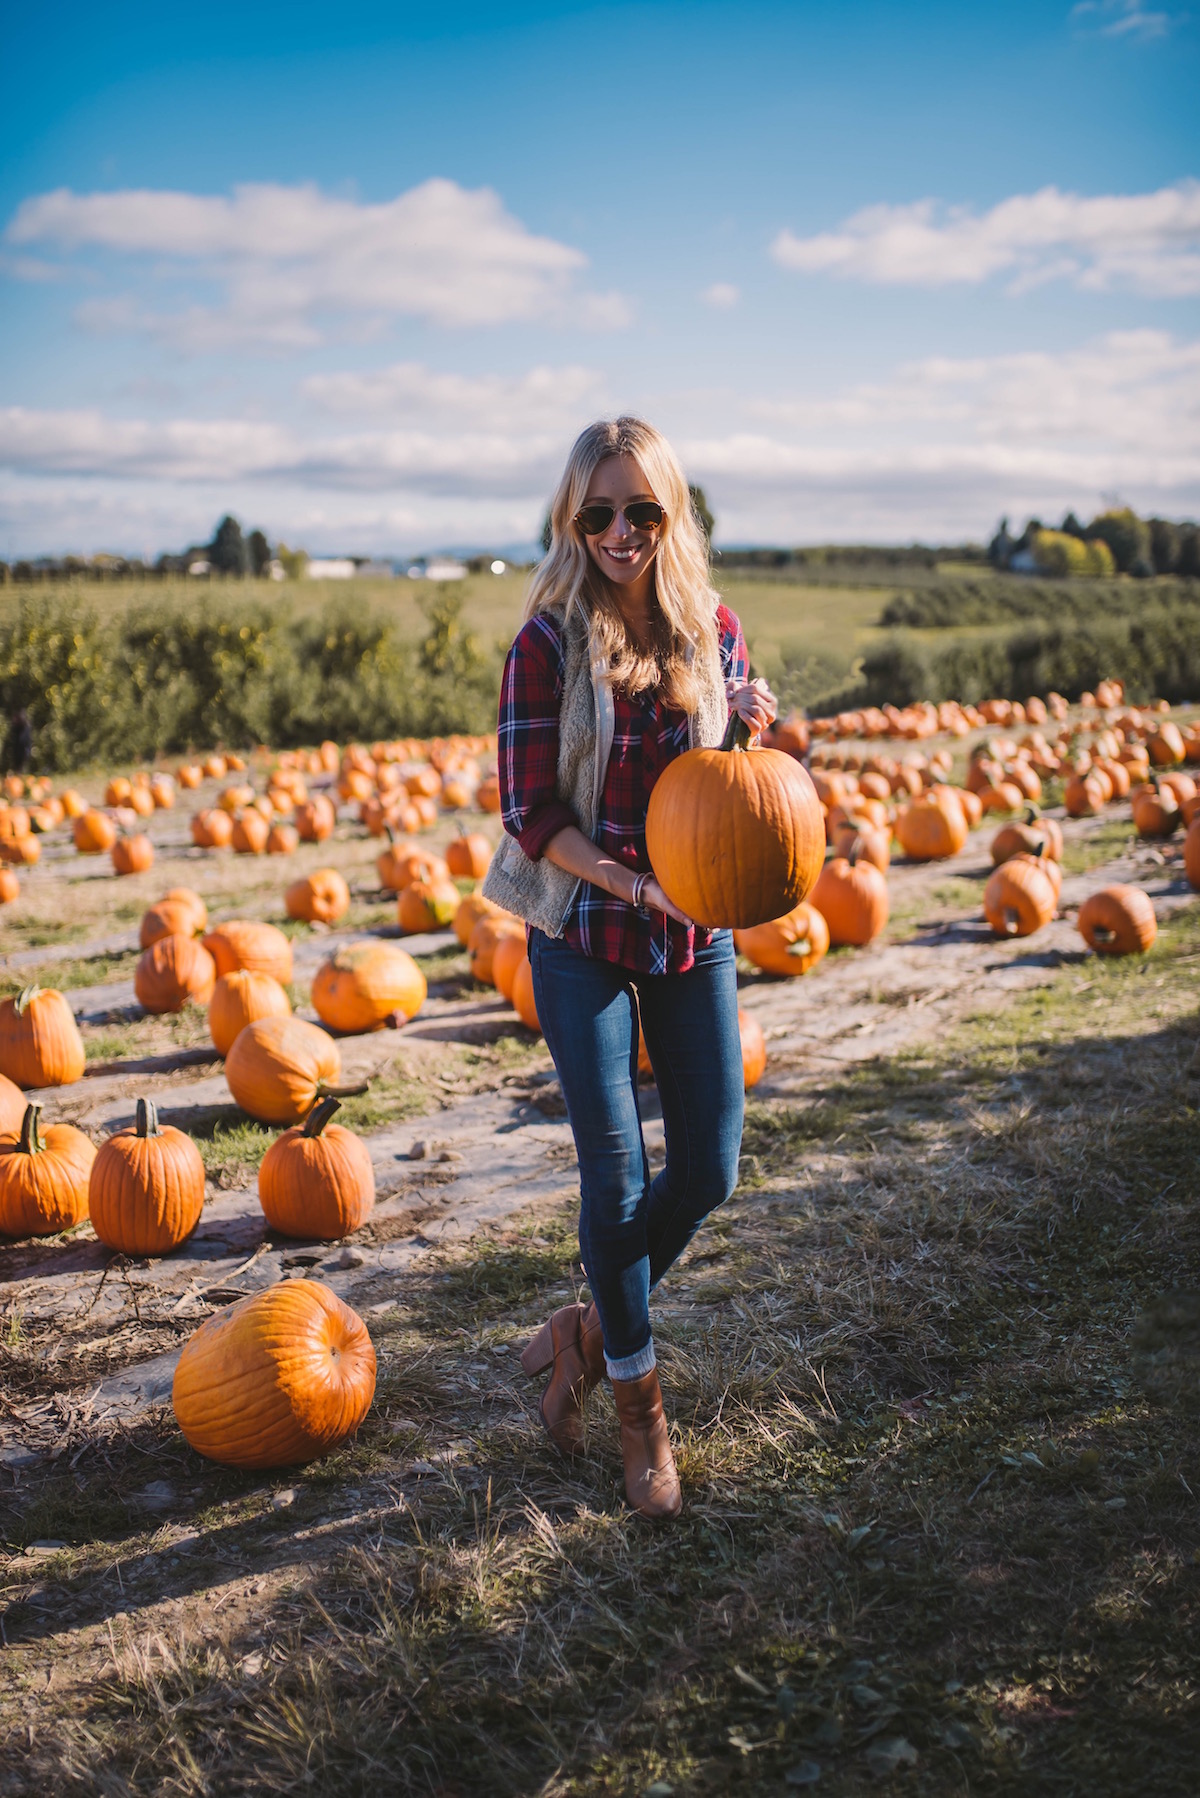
135, 1097, 161, 1138
302, 1095, 342, 1137
14, 983, 41, 1017
719, 712, 754, 754
1093, 925, 1115, 943
1002, 906, 1021, 935
319, 1080, 371, 1100
18, 1102, 45, 1156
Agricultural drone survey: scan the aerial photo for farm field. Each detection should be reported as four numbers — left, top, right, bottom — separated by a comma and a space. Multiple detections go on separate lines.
0, 714, 1197, 1795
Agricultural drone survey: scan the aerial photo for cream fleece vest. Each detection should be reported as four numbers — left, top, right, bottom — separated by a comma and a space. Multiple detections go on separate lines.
482, 603, 729, 937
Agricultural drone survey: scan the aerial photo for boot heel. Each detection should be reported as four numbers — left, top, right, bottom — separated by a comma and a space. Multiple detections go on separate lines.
520, 1318, 556, 1377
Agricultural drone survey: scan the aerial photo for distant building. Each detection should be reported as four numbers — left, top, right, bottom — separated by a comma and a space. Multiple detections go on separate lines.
306, 558, 357, 579
424, 558, 468, 581
188, 559, 211, 576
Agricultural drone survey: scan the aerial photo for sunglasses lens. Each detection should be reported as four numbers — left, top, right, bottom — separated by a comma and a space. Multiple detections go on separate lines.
626, 502, 664, 530
575, 505, 615, 535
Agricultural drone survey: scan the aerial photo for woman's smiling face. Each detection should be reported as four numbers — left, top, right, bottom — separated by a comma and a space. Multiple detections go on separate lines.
579, 454, 663, 594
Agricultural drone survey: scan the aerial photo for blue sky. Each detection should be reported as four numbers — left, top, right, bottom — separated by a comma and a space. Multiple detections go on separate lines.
1, 0, 1197, 556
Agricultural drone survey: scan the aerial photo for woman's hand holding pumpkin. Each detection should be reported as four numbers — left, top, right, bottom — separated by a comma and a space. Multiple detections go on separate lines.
725, 676, 777, 737
633, 873, 692, 926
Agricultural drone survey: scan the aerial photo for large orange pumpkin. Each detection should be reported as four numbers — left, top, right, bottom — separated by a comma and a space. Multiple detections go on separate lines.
644, 715, 825, 928
0, 1102, 95, 1237
453, 891, 506, 946
1185, 817, 1200, 892
191, 807, 234, 848
231, 810, 269, 854
469, 914, 526, 985
734, 900, 830, 976
809, 854, 889, 946
285, 869, 351, 925
134, 935, 217, 1013
1078, 884, 1157, 955
162, 887, 208, 933
74, 809, 117, 854
895, 794, 967, 862
738, 1008, 767, 1089
295, 795, 336, 842
0, 986, 86, 1088
511, 955, 540, 1032
398, 877, 461, 934
831, 819, 890, 872
491, 930, 528, 1001
311, 942, 427, 1033
982, 857, 1057, 938
225, 1016, 363, 1125
112, 833, 155, 876
209, 969, 292, 1057
445, 831, 492, 881
139, 897, 202, 949
0, 868, 18, 907
267, 822, 300, 855
258, 1096, 375, 1239
1064, 774, 1106, 818
0, 1070, 27, 1138
202, 920, 293, 985
172, 1279, 376, 1468
990, 807, 1063, 867
88, 1097, 206, 1255
1131, 784, 1181, 839
476, 775, 502, 813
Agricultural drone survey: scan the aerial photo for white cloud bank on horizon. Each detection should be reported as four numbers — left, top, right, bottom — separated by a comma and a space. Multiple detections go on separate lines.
771, 180, 1200, 296
4, 180, 630, 348
1070, 1, 1181, 40
1, 332, 1196, 553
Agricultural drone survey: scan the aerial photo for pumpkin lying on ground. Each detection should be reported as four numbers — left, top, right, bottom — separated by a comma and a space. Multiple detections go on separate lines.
231, 810, 269, 855
734, 900, 830, 976
1131, 784, 1180, 839
445, 831, 492, 881
398, 876, 461, 933
491, 930, 527, 1001
191, 808, 234, 848
0, 1102, 96, 1237
809, 851, 889, 946
1185, 817, 1200, 892
982, 855, 1057, 938
112, 832, 154, 876
311, 942, 427, 1034
990, 806, 1063, 867
203, 919, 293, 986
469, 914, 526, 985
285, 869, 351, 926
0, 986, 86, 1088
135, 934, 217, 1014
74, 809, 117, 854
162, 887, 208, 933
644, 714, 825, 928
209, 969, 292, 1058
140, 897, 203, 949
258, 1096, 375, 1239
453, 891, 506, 946
511, 955, 540, 1032
894, 793, 967, 862
0, 870, 20, 905
225, 1016, 365, 1125
89, 1097, 206, 1255
638, 1007, 766, 1090
295, 795, 336, 842
0, 1071, 27, 1139
172, 1279, 376, 1469
1078, 885, 1157, 955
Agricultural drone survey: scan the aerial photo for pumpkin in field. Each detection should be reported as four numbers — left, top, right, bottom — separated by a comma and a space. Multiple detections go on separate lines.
379, 840, 449, 893
476, 775, 502, 813
88, 1097, 206, 1255
295, 795, 336, 842
831, 819, 890, 872
0, 869, 18, 906
105, 777, 132, 807
0, 1071, 26, 1139
0, 835, 39, 867
1064, 773, 1106, 818
1183, 816, 1200, 890
734, 900, 830, 977
191, 807, 234, 848
139, 898, 202, 949
644, 715, 825, 929
454, 891, 506, 946
0, 1103, 96, 1237
809, 852, 889, 947
491, 930, 527, 1002
111, 833, 154, 876
231, 810, 269, 855
285, 869, 351, 926
469, 914, 526, 985
202, 920, 293, 985
267, 822, 300, 855
135, 934, 217, 1014
311, 942, 427, 1034
990, 806, 1063, 867
445, 831, 492, 881
0, 986, 86, 1088
1131, 783, 1181, 839
172, 1279, 376, 1469
162, 887, 208, 933
60, 788, 87, 819
738, 1009, 767, 1089
225, 1016, 363, 1125
398, 877, 461, 934
511, 955, 540, 1032
258, 1096, 375, 1239
1078, 885, 1157, 955
895, 793, 967, 862
1148, 722, 1185, 767
74, 809, 117, 854
982, 856, 1057, 938
209, 970, 292, 1057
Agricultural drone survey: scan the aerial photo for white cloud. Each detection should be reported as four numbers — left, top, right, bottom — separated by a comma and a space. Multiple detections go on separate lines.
1070, 1, 1181, 39
302, 361, 605, 430
771, 180, 1200, 296
5, 179, 631, 346
702, 283, 740, 309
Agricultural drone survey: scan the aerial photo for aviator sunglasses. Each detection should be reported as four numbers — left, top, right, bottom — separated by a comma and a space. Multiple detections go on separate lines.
573, 499, 665, 536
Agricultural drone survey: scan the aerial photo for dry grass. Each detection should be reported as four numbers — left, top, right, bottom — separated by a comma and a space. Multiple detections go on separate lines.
2, 902, 1197, 1795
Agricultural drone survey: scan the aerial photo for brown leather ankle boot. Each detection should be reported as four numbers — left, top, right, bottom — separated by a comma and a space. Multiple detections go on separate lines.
610, 1368, 682, 1520
520, 1302, 605, 1456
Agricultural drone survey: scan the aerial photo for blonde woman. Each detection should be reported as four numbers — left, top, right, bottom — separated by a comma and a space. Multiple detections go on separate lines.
484, 418, 775, 1518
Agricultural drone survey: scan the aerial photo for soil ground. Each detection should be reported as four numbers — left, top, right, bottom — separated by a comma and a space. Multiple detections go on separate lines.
1, 753, 1198, 1796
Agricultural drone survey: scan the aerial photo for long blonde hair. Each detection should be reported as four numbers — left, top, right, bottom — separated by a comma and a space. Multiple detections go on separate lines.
525, 416, 721, 713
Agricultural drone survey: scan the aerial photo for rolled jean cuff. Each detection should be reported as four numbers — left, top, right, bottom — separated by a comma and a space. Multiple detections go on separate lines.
605, 1339, 657, 1383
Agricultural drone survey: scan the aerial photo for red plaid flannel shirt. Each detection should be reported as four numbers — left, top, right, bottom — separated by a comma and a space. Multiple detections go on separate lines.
497, 604, 749, 974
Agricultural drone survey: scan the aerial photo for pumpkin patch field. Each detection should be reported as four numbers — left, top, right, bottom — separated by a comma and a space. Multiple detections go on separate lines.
1, 700, 1198, 1796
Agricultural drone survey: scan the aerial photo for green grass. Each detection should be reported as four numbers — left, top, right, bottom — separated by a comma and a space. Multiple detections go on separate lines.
0, 947, 141, 999
3, 905, 1198, 1793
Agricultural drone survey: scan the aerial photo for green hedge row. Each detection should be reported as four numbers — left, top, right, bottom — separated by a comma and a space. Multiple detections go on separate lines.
831, 604, 1200, 711
878, 575, 1200, 630
0, 590, 501, 772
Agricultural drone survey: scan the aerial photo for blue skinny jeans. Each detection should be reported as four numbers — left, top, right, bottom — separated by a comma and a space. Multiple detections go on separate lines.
528, 927, 744, 1378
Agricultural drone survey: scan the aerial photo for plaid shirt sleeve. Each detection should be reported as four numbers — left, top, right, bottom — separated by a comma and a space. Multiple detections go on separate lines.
497, 615, 577, 860
718, 604, 750, 688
